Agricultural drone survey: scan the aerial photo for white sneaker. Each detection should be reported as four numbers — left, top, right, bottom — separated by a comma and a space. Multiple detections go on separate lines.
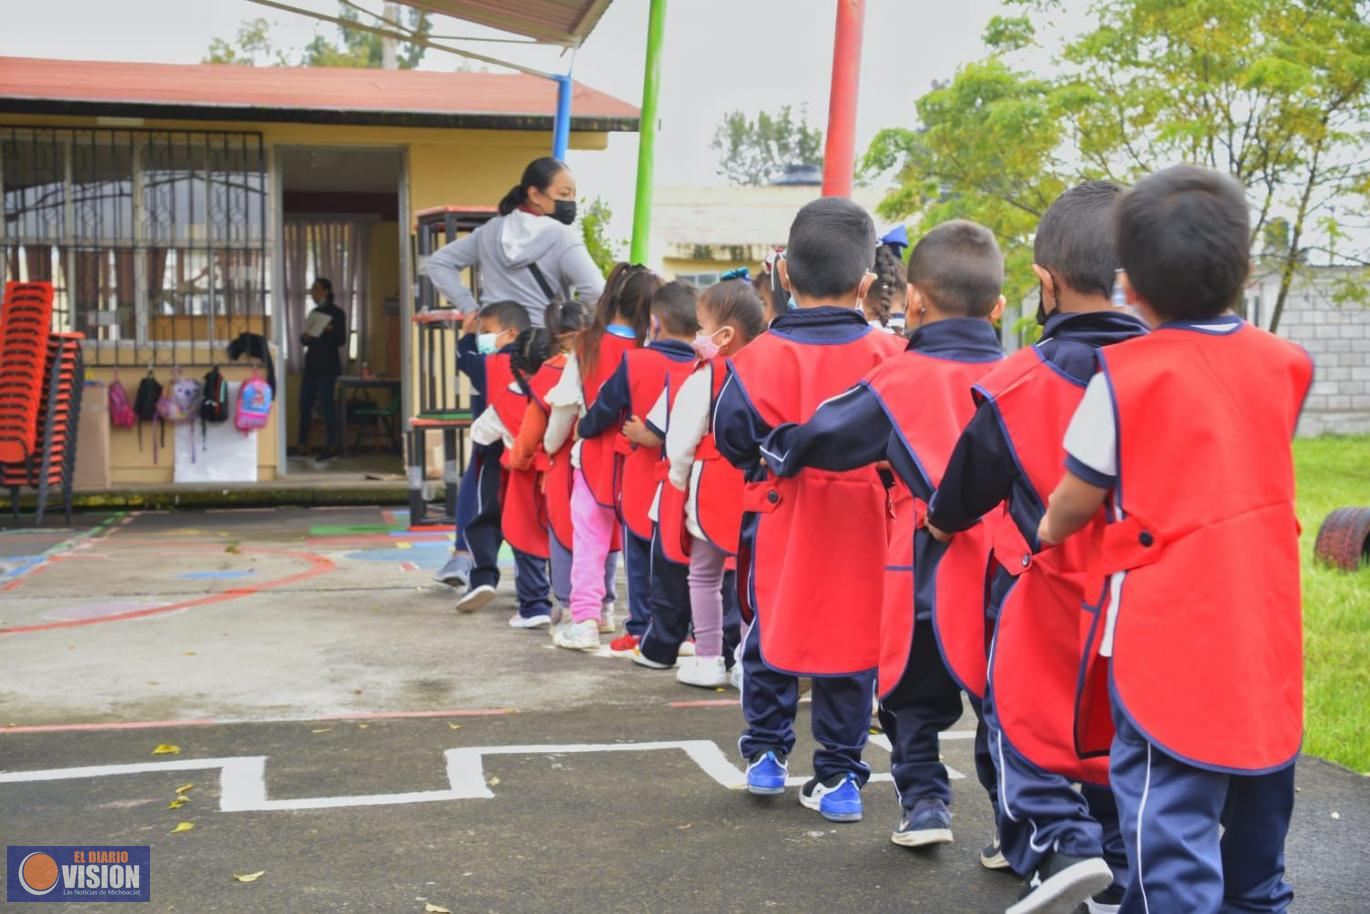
552, 619, 600, 651
631, 647, 673, 670
549, 604, 566, 626
598, 603, 617, 634
676, 655, 729, 688
508, 613, 551, 629
729, 663, 743, 690
455, 584, 497, 614
677, 639, 696, 657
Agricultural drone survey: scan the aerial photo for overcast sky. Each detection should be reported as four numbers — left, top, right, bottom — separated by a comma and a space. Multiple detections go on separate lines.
1, 1, 1085, 239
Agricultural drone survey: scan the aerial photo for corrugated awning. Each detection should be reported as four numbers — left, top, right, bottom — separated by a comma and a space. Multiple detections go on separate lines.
397, 0, 614, 48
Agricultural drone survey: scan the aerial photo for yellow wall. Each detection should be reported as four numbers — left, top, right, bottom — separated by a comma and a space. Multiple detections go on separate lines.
2, 113, 617, 485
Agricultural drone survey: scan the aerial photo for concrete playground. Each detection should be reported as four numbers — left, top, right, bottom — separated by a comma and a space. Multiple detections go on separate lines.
0, 507, 1363, 912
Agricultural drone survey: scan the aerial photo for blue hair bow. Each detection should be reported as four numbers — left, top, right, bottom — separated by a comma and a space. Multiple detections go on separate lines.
879, 225, 910, 255
720, 267, 751, 281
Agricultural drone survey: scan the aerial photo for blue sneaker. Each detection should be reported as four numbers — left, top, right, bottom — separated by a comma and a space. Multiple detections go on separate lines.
891, 797, 953, 847
745, 750, 788, 795
798, 773, 863, 822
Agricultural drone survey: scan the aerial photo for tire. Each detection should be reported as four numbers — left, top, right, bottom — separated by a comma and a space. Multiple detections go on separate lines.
1314, 507, 1370, 572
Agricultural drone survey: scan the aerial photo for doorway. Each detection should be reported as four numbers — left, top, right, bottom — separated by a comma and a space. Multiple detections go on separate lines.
277, 146, 404, 478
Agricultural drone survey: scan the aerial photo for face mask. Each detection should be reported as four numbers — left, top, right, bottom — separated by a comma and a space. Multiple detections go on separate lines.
476, 332, 499, 355
692, 328, 725, 361
787, 295, 799, 312
1035, 286, 1049, 326
551, 199, 577, 226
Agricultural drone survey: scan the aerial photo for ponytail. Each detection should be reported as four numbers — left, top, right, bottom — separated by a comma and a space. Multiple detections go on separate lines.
497, 156, 569, 216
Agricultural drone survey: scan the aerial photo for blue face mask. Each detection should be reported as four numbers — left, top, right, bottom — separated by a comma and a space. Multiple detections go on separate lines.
476, 332, 499, 355
787, 296, 799, 312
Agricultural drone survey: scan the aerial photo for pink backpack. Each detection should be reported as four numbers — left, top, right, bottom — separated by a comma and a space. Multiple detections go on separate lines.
235, 372, 273, 433
108, 378, 137, 429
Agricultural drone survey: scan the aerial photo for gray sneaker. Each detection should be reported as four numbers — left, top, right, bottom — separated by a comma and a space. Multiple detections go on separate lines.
434, 552, 473, 587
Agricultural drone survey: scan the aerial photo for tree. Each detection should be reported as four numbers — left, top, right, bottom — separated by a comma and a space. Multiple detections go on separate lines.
205, 3, 432, 69
865, 0, 1370, 333
712, 106, 824, 186
580, 197, 622, 278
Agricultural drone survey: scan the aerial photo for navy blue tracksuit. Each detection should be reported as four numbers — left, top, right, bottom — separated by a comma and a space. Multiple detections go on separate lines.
765, 319, 1004, 811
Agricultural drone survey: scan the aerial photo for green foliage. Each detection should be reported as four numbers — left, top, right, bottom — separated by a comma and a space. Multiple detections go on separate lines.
204, 3, 431, 69
867, 0, 1370, 332
580, 197, 621, 278
711, 106, 824, 186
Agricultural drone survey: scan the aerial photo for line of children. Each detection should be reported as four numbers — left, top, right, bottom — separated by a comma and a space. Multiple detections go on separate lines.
444, 166, 1308, 914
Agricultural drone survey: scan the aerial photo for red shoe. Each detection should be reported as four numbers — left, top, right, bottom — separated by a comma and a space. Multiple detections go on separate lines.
609, 633, 639, 656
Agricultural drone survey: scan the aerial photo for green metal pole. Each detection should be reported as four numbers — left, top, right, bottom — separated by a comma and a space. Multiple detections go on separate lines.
630, 0, 667, 264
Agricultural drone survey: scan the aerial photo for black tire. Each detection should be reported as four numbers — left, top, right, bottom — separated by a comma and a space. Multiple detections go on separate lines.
1314, 507, 1370, 572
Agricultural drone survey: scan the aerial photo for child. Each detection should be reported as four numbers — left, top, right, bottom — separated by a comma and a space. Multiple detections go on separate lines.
764, 220, 1006, 847
751, 248, 786, 325
548, 264, 662, 651
927, 182, 1147, 908
508, 300, 619, 628
714, 197, 904, 822
868, 227, 910, 334
433, 316, 489, 590
577, 281, 700, 661
457, 300, 540, 617
662, 277, 768, 687
1038, 166, 1311, 914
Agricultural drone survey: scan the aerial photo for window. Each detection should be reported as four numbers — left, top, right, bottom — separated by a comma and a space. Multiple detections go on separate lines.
675, 270, 724, 287
1, 127, 268, 365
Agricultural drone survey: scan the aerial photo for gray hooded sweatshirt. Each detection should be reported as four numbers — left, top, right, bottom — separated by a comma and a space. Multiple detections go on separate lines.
418, 209, 606, 327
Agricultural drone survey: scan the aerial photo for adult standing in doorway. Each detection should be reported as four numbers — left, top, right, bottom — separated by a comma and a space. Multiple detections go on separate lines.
421, 157, 606, 589
291, 277, 347, 461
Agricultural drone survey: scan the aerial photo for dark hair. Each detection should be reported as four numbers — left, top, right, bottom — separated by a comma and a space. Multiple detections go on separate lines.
1034, 181, 1125, 299
868, 243, 907, 326
511, 328, 551, 380
478, 300, 532, 333
906, 220, 1004, 317
1116, 165, 1250, 321
650, 281, 700, 336
543, 298, 589, 338
701, 279, 767, 344
498, 157, 568, 216
751, 268, 785, 324
579, 262, 663, 380
785, 198, 877, 299
312, 277, 336, 308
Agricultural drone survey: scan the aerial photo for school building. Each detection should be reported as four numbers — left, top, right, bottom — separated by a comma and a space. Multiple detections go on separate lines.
0, 56, 637, 486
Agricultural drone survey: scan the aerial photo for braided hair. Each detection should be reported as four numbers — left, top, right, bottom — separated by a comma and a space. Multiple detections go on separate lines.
868, 242, 907, 327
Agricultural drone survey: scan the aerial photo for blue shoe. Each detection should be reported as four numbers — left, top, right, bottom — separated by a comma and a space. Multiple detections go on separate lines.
745, 750, 788, 795
798, 773, 863, 822
891, 797, 953, 847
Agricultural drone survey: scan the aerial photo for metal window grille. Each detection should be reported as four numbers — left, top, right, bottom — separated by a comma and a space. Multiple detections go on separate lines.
0, 126, 268, 366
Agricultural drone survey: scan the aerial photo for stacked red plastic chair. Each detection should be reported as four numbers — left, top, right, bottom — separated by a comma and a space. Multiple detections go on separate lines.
0, 283, 85, 525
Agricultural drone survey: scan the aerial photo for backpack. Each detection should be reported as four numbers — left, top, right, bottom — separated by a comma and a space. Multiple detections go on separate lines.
108, 379, 137, 429
132, 371, 163, 456
157, 374, 200, 424
235, 372, 273, 433
200, 367, 229, 425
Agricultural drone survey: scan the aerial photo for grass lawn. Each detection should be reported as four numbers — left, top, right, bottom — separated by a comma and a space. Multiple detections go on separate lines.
1295, 435, 1370, 773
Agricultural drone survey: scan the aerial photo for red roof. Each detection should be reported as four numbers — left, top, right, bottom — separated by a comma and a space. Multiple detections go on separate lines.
0, 57, 639, 131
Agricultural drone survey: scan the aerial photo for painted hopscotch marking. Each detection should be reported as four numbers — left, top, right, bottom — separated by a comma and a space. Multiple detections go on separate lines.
0, 737, 969, 810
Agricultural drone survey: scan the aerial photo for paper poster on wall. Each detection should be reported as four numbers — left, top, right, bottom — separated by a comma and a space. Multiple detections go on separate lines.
173, 381, 259, 483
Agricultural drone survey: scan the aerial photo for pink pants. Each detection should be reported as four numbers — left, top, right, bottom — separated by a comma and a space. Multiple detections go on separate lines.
688, 535, 727, 659
570, 468, 616, 624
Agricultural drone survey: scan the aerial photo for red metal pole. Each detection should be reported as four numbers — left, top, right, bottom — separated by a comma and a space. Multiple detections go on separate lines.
822, 0, 865, 197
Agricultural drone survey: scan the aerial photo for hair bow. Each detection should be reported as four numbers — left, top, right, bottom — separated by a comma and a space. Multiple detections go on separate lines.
720, 267, 751, 281
878, 225, 910, 255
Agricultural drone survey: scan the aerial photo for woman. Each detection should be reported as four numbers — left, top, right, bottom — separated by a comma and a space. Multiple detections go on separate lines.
291, 277, 347, 461
420, 156, 606, 329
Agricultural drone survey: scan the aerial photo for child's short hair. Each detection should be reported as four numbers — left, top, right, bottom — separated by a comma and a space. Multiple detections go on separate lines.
869, 242, 907, 325
701, 279, 767, 343
478, 300, 532, 333
1116, 165, 1250, 321
785, 197, 877, 299
906, 220, 1004, 317
544, 298, 589, 337
651, 281, 700, 336
1034, 181, 1124, 298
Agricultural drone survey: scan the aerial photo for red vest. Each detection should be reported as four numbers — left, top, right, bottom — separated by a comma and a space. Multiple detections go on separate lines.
731, 327, 904, 675
1082, 323, 1312, 773
691, 359, 747, 555
976, 346, 1112, 785
864, 350, 1002, 698
615, 347, 698, 541
579, 333, 638, 508
487, 353, 549, 559
531, 355, 575, 552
